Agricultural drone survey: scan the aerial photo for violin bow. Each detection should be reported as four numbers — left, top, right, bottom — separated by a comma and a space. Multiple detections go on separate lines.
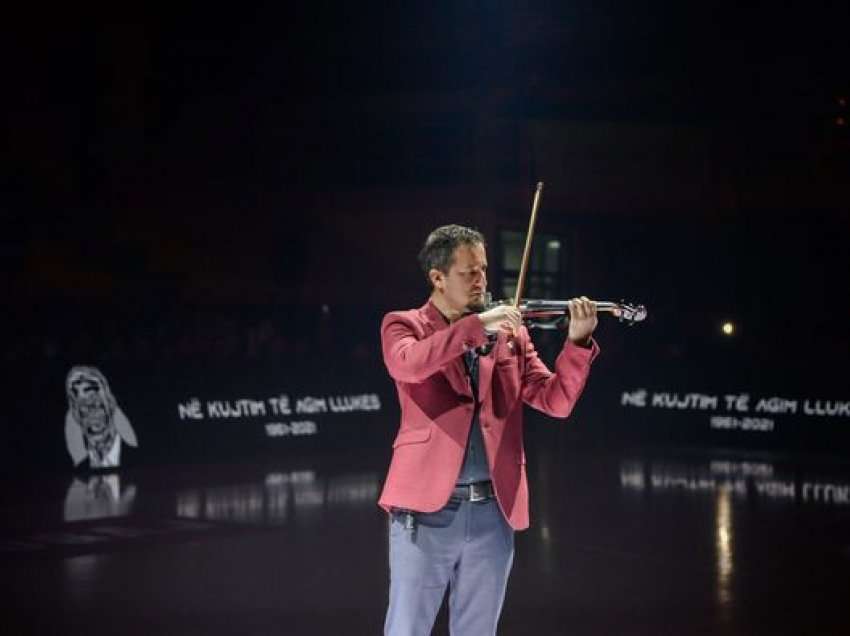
513, 181, 544, 307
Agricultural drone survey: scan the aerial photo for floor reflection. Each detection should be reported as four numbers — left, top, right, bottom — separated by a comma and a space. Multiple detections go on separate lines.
3, 448, 850, 635
715, 487, 734, 611
619, 457, 850, 507
175, 469, 380, 524
64, 473, 137, 522
616, 453, 850, 622
62, 554, 101, 606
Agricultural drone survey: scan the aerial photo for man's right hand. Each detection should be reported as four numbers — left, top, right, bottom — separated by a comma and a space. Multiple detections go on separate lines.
477, 305, 522, 336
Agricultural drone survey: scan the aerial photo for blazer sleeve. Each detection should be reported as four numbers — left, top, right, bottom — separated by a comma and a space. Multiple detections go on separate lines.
520, 330, 600, 418
381, 311, 490, 384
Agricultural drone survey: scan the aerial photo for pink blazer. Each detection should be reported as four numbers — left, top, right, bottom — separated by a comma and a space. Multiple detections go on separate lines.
378, 300, 599, 530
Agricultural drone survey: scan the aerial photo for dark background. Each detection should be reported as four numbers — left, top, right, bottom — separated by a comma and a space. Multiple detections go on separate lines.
3, 1, 849, 472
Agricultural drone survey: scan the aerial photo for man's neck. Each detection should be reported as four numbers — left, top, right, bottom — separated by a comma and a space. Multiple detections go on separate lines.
429, 293, 465, 323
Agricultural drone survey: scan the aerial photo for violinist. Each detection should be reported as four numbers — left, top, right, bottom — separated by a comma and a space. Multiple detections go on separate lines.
379, 224, 600, 636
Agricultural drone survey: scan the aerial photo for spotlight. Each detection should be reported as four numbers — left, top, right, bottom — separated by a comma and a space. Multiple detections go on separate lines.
721, 322, 735, 336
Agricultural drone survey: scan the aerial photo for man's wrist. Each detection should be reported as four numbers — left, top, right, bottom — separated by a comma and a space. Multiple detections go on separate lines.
568, 335, 592, 349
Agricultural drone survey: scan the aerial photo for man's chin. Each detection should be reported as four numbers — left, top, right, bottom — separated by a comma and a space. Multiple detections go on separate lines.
466, 299, 486, 313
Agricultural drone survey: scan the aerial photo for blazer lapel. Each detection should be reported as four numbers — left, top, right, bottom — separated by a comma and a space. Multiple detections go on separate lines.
477, 332, 502, 404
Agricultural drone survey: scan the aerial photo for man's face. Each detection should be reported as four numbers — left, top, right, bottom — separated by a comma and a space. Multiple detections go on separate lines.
434, 242, 488, 314
70, 374, 111, 437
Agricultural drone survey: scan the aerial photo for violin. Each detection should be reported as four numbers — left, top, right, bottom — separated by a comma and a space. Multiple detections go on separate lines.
483, 293, 647, 330
503, 181, 648, 331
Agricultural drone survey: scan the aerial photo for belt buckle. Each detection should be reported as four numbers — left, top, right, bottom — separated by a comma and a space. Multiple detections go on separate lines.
469, 482, 488, 502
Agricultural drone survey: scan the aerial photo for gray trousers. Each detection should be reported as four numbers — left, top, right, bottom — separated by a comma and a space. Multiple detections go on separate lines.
384, 497, 515, 636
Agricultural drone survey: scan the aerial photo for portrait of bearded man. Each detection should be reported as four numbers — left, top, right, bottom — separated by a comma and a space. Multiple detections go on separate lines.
65, 366, 138, 469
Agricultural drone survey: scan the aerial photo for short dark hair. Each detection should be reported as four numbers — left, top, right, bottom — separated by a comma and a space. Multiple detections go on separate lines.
418, 224, 486, 285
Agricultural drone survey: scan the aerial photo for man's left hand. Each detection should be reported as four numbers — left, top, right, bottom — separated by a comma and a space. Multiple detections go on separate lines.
567, 296, 598, 347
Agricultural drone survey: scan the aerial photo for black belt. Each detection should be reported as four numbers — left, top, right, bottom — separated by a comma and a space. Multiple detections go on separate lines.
452, 480, 494, 502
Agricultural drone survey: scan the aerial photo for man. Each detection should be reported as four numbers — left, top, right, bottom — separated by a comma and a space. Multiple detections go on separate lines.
379, 224, 599, 635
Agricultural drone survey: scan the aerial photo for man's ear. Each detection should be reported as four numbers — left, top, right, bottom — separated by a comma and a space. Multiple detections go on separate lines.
429, 268, 444, 292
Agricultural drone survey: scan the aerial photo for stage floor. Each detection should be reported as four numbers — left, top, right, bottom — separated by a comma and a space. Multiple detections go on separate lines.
2, 446, 849, 635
